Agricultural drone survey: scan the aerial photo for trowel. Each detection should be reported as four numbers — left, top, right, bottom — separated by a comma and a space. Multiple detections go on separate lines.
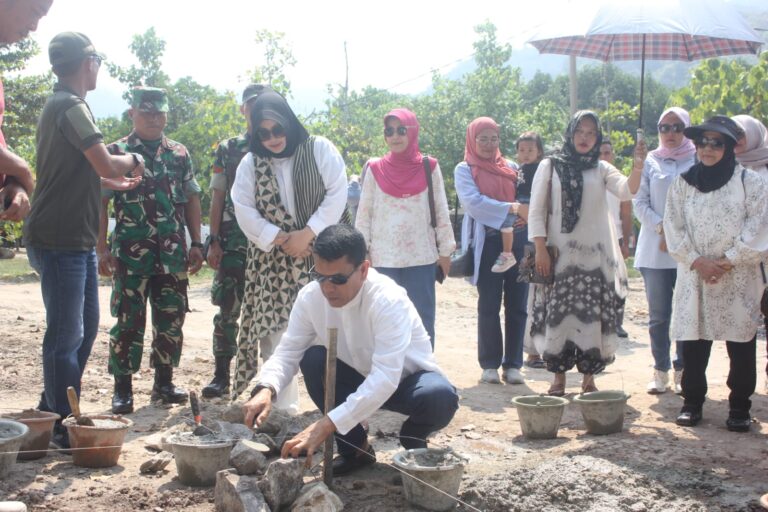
66, 386, 95, 426
189, 391, 207, 436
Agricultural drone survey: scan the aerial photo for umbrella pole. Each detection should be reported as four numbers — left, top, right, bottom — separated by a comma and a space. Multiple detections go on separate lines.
639, 34, 646, 129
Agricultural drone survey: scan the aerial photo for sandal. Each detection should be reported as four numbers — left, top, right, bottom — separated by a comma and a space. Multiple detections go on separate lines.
581, 375, 598, 393
548, 373, 566, 396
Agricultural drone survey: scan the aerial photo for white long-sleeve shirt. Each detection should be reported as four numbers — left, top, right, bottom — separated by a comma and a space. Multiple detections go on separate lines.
231, 136, 348, 251
256, 269, 442, 435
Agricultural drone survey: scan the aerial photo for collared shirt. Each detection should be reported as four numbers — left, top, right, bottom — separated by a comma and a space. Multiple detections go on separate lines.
231, 136, 347, 251
633, 153, 695, 269
257, 269, 442, 435
105, 132, 201, 275
23, 83, 103, 251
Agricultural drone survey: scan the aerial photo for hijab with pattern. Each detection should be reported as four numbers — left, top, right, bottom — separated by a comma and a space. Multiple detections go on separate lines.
651, 107, 696, 161
733, 114, 768, 169
248, 91, 309, 158
464, 117, 518, 203
549, 110, 603, 233
368, 108, 435, 198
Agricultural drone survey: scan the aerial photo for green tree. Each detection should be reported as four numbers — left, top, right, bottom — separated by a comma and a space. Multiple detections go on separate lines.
106, 27, 170, 102
669, 53, 768, 122
249, 30, 296, 98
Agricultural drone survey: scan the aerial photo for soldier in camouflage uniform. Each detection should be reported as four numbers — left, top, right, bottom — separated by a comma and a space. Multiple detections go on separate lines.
202, 84, 269, 398
97, 87, 204, 414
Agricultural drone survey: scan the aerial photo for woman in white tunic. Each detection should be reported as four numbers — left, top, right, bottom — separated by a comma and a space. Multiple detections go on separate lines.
664, 116, 768, 432
528, 111, 644, 396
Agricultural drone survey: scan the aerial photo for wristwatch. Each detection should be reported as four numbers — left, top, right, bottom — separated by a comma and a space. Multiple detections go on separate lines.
190, 241, 204, 249
208, 234, 221, 244
654, 222, 664, 235
251, 383, 276, 400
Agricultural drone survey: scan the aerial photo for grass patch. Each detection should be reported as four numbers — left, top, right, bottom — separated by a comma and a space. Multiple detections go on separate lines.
0, 253, 38, 282
626, 257, 641, 279
189, 266, 215, 286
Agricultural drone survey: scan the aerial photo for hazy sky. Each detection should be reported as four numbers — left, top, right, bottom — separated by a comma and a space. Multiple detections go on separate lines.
19, 0, 758, 118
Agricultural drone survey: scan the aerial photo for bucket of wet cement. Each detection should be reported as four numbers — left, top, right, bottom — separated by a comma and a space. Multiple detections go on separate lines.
511, 395, 569, 439
0, 419, 29, 479
63, 415, 133, 468
167, 432, 235, 487
2, 410, 60, 460
572, 390, 629, 435
392, 448, 466, 511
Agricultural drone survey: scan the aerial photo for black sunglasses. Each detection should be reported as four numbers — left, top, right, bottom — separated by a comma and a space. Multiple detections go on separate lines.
256, 124, 286, 141
384, 126, 408, 137
309, 265, 359, 285
694, 136, 726, 150
658, 123, 685, 134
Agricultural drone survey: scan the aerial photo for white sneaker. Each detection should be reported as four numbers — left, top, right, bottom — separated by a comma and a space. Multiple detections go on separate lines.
674, 370, 683, 395
491, 253, 517, 273
502, 368, 525, 385
646, 370, 669, 394
480, 369, 501, 384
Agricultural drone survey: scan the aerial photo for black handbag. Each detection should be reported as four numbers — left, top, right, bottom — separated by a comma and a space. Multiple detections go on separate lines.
448, 248, 474, 277
517, 164, 558, 285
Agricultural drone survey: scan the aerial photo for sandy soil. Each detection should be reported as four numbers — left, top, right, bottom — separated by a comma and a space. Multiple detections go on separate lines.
1, 251, 767, 511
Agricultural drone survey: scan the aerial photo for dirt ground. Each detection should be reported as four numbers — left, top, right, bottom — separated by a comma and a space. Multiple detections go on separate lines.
1, 250, 767, 511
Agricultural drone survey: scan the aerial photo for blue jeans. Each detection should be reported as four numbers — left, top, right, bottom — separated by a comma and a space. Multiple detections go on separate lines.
27, 247, 99, 418
476, 229, 528, 370
639, 267, 683, 371
376, 264, 436, 347
300, 346, 458, 457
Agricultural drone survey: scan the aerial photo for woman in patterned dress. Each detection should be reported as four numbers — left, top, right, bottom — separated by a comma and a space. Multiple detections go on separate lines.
527, 110, 645, 396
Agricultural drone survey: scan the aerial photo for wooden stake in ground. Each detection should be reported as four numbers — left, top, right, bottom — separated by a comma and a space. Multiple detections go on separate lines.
323, 327, 338, 487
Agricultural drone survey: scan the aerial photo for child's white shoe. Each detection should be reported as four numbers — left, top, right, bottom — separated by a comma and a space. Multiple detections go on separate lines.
491, 253, 516, 273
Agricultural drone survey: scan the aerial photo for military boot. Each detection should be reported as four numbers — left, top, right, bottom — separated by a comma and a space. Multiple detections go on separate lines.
201, 356, 232, 398
151, 365, 188, 404
111, 374, 134, 414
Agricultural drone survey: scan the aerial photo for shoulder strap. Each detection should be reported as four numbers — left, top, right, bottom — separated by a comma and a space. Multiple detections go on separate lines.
423, 156, 436, 228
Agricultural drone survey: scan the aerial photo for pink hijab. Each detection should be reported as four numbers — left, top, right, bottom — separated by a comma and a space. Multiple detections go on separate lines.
733, 114, 768, 169
465, 117, 517, 202
368, 108, 436, 198
650, 107, 696, 161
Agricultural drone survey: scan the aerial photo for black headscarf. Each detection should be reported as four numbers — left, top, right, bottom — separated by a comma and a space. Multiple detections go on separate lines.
681, 143, 737, 193
248, 91, 309, 158
549, 110, 603, 233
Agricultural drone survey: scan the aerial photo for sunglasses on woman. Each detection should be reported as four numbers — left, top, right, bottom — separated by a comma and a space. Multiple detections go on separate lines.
658, 123, 685, 134
256, 124, 286, 141
694, 136, 726, 150
309, 265, 359, 285
384, 126, 409, 137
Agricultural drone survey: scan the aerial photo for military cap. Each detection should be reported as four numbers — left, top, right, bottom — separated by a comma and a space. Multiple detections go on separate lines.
131, 87, 169, 113
49, 32, 105, 67
242, 83, 271, 105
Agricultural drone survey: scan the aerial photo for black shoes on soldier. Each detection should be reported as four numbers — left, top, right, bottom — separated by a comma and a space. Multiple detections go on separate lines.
151, 365, 188, 404
111, 374, 134, 414
201, 356, 232, 398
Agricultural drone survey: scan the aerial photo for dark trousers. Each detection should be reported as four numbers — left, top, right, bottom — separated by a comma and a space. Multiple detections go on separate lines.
299, 346, 458, 457
476, 228, 529, 370
681, 337, 756, 414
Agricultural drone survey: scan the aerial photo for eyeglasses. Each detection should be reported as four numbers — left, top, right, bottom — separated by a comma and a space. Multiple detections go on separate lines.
309, 265, 359, 285
694, 136, 726, 150
475, 136, 500, 145
256, 124, 286, 141
384, 126, 409, 137
89, 54, 103, 66
658, 123, 685, 134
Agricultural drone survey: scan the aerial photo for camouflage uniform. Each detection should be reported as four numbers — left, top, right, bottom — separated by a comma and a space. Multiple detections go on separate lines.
105, 91, 201, 376
209, 134, 249, 358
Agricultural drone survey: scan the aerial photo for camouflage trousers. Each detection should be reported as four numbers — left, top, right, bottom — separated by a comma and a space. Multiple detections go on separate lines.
109, 271, 189, 376
210, 249, 246, 358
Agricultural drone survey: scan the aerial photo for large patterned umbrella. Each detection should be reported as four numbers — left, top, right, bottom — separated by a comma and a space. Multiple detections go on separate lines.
527, 0, 763, 126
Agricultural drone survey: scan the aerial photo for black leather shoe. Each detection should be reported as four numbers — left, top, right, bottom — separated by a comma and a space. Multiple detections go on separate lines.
201, 356, 231, 398
726, 413, 751, 432
151, 365, 188, 404
676, 410, 702, 427
331, 444, 376, 476
111, 374, 134, 414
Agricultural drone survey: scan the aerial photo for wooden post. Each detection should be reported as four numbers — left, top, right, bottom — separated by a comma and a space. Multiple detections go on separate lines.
323, 328, 338, 487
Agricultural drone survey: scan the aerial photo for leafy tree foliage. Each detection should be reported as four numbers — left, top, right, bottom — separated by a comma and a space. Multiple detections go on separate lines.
249, 30, 296, 98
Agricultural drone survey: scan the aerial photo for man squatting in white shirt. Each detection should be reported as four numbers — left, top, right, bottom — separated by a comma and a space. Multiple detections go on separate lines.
243, 224, 459, 475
